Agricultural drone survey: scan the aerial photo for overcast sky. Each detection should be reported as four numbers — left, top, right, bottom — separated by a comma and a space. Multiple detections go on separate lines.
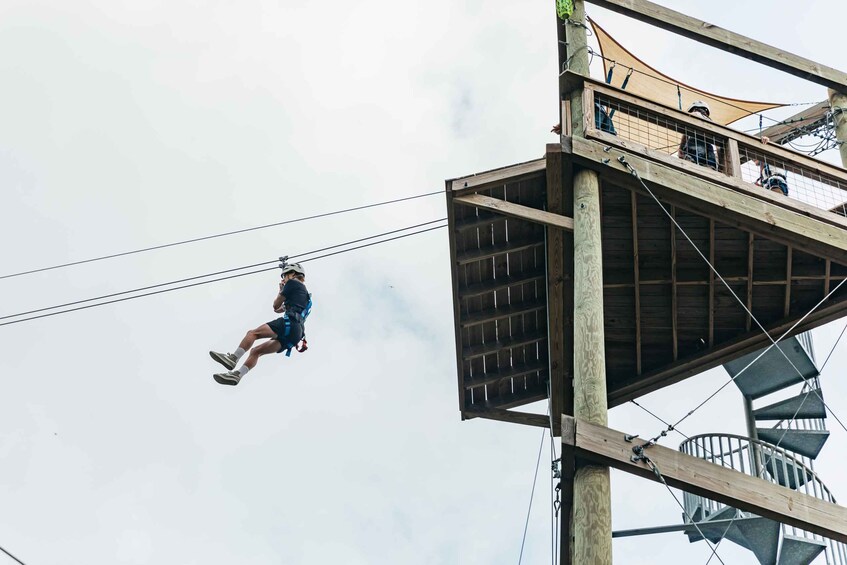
1, 1, 845, 563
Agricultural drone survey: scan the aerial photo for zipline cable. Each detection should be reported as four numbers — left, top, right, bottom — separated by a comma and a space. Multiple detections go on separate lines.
0, 219, 446, 321
0, 223, 447, 328
518, 425, 546, 565
0, 543, 26, 565
0, 189, 444, 281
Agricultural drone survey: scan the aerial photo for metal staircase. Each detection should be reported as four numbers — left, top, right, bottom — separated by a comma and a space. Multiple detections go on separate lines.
679, 332, 846, 564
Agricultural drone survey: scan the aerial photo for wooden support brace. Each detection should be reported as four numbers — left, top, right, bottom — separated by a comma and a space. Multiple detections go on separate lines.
453, 193, 575, 232
561, 415, 847, 543
463, 407, 550, 428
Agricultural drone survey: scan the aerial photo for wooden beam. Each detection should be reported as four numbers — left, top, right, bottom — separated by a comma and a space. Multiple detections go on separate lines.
760, 101, 830, 145
725, 138, 741, 179
709, 219, 715, 347
670, 206, 678, 361
453, 193, 575, 232
456, 241, 544, 266
572, 164, 612, 563
561, 415, 847, 543
632, 192, 642, 374
785, 247, 793, 317
463, 407, 550, 428
746, 234, 754, 332
826, 259, 832, 295
459, 269, 545, 299
463, 361, 548, 389
445, 184, 467, 417
568, 135, 847, 265
583, 0, 847, 91
546, 146, 569, 437
449, 159, 545, 195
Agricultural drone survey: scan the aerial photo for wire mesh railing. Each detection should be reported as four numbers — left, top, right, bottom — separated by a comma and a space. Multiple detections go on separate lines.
738, 143, 847, 213
584, 82, 847, 221
680, 433, 846, 564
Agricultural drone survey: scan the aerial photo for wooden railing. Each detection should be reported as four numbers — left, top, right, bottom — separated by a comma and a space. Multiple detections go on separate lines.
571, 78, 847, 219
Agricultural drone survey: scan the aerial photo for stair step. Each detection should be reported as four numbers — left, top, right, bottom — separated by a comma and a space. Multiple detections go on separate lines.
758, 429, 830, 460
762, 454, 815, 489
723, 337, 819, 399
754, 392, 826, 421
684, 507, 739, 544
777, 534, 826, 565
733, 517, 780, 565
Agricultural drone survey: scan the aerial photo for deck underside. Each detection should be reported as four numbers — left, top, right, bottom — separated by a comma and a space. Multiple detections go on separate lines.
447, 145, 847, 430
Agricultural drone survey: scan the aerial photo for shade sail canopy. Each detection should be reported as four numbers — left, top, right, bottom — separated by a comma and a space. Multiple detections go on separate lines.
590, 18, 784, 126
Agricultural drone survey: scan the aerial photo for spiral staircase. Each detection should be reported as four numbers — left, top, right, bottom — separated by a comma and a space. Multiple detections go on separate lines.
679, 332, 846, 564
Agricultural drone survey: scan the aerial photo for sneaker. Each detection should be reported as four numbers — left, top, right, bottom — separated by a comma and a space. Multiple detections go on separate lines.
213, 370, 241, 386
209, 350, 237, 370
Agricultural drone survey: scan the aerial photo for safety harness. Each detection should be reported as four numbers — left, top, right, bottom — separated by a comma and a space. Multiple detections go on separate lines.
757, 163, 789, 196
280, 294, 312, 357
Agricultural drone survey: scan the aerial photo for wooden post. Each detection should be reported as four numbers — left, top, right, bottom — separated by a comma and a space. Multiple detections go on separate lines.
572, 166, 612, 565
568, 3, 589, 135
563, 2, 612, 563
828, 89, 847, 168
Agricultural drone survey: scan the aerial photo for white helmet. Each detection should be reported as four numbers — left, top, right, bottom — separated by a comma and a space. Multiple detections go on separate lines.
281, 262, 305, 277
687, 100, 711, 116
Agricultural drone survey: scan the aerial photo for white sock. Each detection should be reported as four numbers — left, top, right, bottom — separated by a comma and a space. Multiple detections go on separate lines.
237, 365, 251, 377
233, 347, 246, 361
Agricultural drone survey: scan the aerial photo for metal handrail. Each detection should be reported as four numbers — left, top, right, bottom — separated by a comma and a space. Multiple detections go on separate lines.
680, 432, 837, 502
680, 432, 846, 564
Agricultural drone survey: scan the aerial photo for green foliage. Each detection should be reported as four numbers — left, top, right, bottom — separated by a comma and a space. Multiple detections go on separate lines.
556, 0, 574, 19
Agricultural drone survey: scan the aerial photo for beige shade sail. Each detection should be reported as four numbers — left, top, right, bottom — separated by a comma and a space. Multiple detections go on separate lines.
589, 18, 784, 125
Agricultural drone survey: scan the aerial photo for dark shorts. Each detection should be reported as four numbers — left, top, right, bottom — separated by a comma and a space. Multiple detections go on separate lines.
267, 316, 304, 353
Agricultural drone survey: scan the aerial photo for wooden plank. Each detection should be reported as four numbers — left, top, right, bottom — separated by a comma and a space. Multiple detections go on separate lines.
568, 135, 847, 265
463, 407, 550, 428
456, 241, 544, 265
709, 219, 715, 347
445, 186, 467, 416
454, 213, 505, 232
725, 138, 741, 179
459, 269, 546, 299
460, 300, 548, 328
463, 361, 548, 389
670, 206, 678, 361
746, 234, 754, 332
785, 247, 793, 317
562, 415, 847, 543
546, 146, 567, 436
462, 331, 548, 361
583, 0, 847, 91
449, 159, 545, 195
826, 259, 832, 295
632, 192, 643, 374
490, 184, 511, 409
454, 193, 575, 232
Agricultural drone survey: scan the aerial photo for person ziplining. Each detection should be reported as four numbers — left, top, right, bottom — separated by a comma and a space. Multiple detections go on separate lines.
209, 260, 311, 386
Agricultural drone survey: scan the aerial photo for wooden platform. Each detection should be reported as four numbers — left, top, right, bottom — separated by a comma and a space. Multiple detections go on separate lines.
447, 138, 847, 431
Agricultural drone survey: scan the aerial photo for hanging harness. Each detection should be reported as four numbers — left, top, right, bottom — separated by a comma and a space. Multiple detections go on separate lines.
757, 163, 789, 196
280, 294, 312, 357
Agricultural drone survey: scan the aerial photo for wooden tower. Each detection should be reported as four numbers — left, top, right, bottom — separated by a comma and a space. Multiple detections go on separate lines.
444, 1, 847, 563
